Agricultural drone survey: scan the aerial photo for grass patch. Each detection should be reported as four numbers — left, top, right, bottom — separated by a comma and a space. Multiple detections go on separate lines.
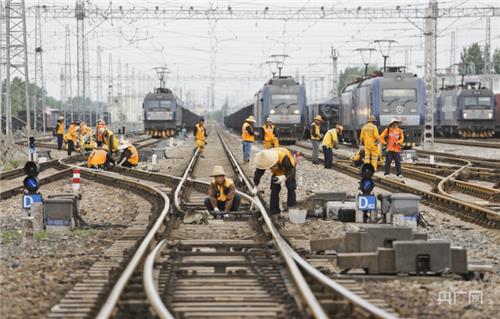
0, 230, 22, 243
73, 228, 96, 237
35, 231, 48, 241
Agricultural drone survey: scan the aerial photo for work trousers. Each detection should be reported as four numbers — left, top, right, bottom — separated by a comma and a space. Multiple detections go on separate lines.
270, 175, 297, 214
322, 146, 333, 168
363, 145, 380, 170
204, 194, 241, 212
242, 141, 252, 162
384, 151, 402, 176
57, 134, 63, 151
311, 140, 320, 163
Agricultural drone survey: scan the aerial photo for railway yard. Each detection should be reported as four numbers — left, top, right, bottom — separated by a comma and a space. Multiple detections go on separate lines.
0, 126, 499, 319
1, 1, 500, 318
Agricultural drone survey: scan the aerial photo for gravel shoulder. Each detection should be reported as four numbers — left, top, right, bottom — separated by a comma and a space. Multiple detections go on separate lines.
222, 129, 500, 319
0, 178, 151, 318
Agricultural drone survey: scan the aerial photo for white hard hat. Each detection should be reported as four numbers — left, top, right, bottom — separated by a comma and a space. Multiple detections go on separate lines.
246, 116, 256, 123
254, 149, 279, 169
118, 140, 131, 150
389, 117, 402, 126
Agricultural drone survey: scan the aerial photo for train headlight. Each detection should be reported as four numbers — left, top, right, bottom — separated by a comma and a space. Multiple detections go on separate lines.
488, 112, 493, 119
463, 113, 468, 119
270, 109, 276, 114
293, 110, 300, 114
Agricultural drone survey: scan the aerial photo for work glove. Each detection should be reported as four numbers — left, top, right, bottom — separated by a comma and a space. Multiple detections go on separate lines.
213, 207, 220, 212
274, 175, 286, 185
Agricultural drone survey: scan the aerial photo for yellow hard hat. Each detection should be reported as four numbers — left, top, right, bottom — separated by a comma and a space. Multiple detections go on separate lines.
255, 149, 279, 169
210, 165, 226, 176
314, 115, 322, 121
336, 124, 344, 133
367, 115, 377, 123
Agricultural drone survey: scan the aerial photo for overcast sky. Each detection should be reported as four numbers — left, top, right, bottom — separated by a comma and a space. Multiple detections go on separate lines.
19, 0, 500, 110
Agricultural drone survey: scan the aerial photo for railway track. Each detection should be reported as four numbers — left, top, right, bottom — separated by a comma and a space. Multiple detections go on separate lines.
434, 138, 500, 149
0, 137, 161, 200
35, 129, 397, 318
291, 142, 500, 229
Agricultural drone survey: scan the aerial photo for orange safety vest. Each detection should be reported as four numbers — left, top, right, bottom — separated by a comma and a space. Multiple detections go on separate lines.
211, 178, 234, 202
270, 147, 296, 176
380, 127, 404, 152
242, 122, 254, 142
195, 123, 206, 141
56, 122, 65, 135
64, 124, 79, 143
126, 145, 139, 165
87, 149, 108, 167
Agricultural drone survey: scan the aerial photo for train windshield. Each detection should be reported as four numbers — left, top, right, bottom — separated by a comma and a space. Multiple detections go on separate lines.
382, 89, 417, 103
464, 97, 491, 109
270, 94, 299, 114
145, 99, 173, 110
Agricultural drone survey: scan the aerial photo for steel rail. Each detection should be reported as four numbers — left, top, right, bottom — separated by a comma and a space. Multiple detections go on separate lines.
173, 148, 200, 212
217, 128, 395, 319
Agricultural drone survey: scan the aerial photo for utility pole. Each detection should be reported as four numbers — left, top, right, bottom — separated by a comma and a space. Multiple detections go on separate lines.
5, 0, 31, 137
117, 59, 122, 96
450, 31, 456, 85
85, 37, 90, 106
0, 0, 5, 137
59, 67, 64, 119
208, 18, 217, 111
75, 0, 85, 120
64, 24, 72, 121
423, 0, 437, 149
33, 3, 45, 133
107, 53, 113, 97
96, 45, 102, 120
330, 47, 338, 97
483, 18, 494, 89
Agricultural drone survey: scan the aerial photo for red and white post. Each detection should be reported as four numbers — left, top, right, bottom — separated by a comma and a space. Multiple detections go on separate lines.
72, 168, 81, 194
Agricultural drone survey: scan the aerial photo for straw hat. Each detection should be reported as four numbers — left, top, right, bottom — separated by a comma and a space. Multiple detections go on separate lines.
210, 165, 226, 177
246, 116, 256, 122
335, 124, 344, 133
367, 115, 377, 123
118, 140, 131, 151
314, 115, 322, 121
255, 149, 279, 169
388, 117, 401, 126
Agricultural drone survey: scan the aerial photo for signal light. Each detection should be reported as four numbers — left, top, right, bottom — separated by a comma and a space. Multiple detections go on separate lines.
359, 163, 375, 195
23, 161, 40, 193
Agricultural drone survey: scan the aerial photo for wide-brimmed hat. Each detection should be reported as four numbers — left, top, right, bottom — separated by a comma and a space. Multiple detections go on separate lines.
336, 124, 344, 133
388, 117, 402, 126
255, 149, 279, 169
118, 140, 131, 150
266, 117, 272, 122
210, 165, 226, 176
246, 116, 256, 123
314, 115, 322, 121
367, 115, 377, 123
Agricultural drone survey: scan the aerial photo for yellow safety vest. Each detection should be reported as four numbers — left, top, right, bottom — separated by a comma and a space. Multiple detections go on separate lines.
310, 123, 321, 141
321, 128, 338, 149
103, 130, 119, 151
211, 178, 234, 202
270, 148, 296, 176
360, 122, 380, 147
242, 122, 254, 142
56, 122, 65, 135
64, 124, 78, 143
195, 123, 206, 141
263, 124, 275, 142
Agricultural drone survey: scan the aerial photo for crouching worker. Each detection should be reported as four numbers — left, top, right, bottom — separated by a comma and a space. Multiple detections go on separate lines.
87, 147, 115, 170
117, 140, 139, 168
352, 148, 365, 167
253, 147, 297, 215
204, 165, 241, 214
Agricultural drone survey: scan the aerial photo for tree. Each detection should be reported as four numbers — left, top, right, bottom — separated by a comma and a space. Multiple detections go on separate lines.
493, 49, 500, 74
459, 42, 484, 75
338, 65, 378, 92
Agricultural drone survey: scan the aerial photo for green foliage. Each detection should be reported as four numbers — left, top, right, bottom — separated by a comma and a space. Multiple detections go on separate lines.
493, 49, 500, 74
459, 43, 484, 74
73, 228, 95, 237
338, 65, 378, 92
0, 230, 22, 243
35, 231, 48, 241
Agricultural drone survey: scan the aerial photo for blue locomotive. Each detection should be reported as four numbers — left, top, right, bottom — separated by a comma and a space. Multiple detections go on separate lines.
225, 76, 307, 143
340, 70, 425, 147
435, 83, 495, 137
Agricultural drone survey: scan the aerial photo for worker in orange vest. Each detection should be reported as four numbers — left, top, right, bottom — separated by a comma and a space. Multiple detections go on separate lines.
380, 118, 404, 178
263, 117, 279, 149
194, 118, 207, 157
64, 121, 80, 156
241, 116, 256, 162
55, 116, 65, 151
117, 140, 139, 168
